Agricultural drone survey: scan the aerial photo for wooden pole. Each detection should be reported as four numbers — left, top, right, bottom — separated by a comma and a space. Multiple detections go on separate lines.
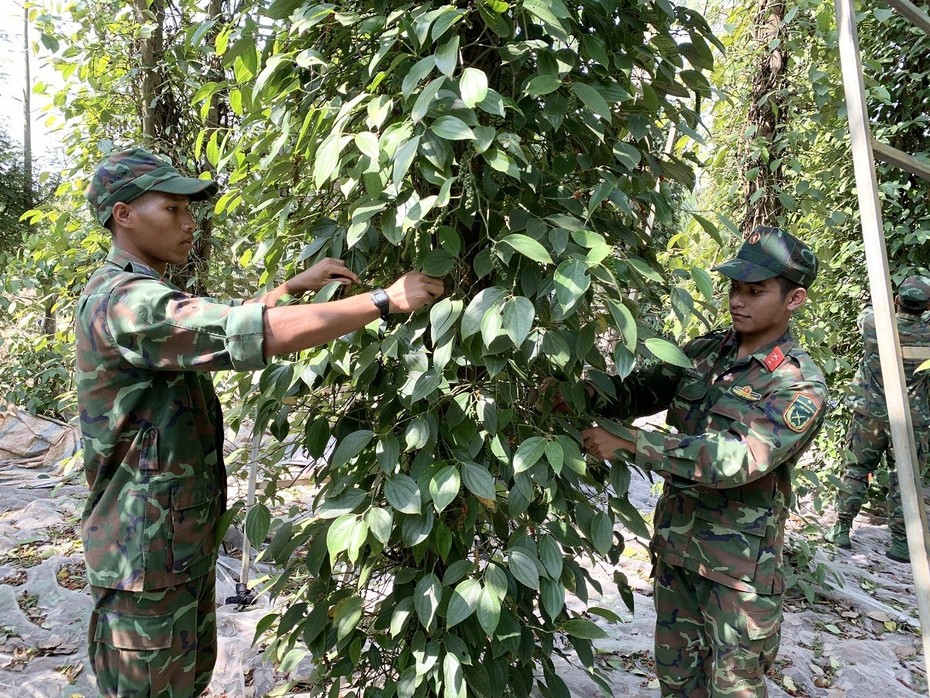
835, 0, 930, 684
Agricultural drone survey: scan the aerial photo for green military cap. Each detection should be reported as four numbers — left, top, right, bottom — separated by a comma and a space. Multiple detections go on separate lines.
898, 275, 930, 304
85, 147, 218, 226
713, 225, 818, 288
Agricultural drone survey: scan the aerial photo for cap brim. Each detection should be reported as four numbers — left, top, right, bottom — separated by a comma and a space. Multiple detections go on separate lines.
150, 175, 219, 201
712, 258, 778, 283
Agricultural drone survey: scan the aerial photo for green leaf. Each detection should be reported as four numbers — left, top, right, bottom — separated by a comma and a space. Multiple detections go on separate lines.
613, 496, 652, 539
435, 35, 459, 77
313, 132, 348, 187
691, 266, 715, 302
484, 563, 508, 600
414, 573, 442, 629
461, 287, 506, 338
483, 148, 520, 179
692, 213, 722, 245
431, 115, 476, 140
513, 436, 547, 474
459, 67, 488, 108
390, 596, 414, 638
606, 298, 637, 352
446, 578, 481, 627
364, 507, 394, 545
402, 56, 436, 97
333, 595, 363, 641
331, 430, 375, 469
462, 461, 497, 500
476, 586, 501, 635
316, 488, 367, 519
572, 83, 613, 122
539, 534, 563, 579
412, 77, 446, 122
501, 296, 535, 347
385, 474, 422, 514
560, 617, 608, 640
541, 577, 565, 620
644, 338, 693, 368
443, 652, 465, 698
429, 466, 461, 513
508, 549, 540, 590
393, 135, 422, 190
500, 233, 553, 264
244, 503, 271, 547
553, 259, 591, 314
590, 512, 614, 555
525, 74, 561, 96
326, 514, 358, 561
612, 142, 642, 170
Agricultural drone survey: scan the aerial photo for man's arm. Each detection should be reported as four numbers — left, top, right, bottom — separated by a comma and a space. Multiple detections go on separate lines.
262, 271, 443, 357
247, 257, 361, 307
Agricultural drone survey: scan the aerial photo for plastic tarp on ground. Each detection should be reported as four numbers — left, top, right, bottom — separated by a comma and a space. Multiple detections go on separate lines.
0, 404, 80, 471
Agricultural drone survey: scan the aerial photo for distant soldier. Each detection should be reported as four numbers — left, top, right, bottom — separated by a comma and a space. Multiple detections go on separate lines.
824, 275, 930, 562
570, 226, 826, 696
76, 148, 444, 696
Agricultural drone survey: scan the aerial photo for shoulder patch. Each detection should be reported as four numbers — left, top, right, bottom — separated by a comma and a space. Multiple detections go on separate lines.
783, 393, 821, 433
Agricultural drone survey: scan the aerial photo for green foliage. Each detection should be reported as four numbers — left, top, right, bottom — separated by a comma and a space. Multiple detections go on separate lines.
199, 1, 718, 695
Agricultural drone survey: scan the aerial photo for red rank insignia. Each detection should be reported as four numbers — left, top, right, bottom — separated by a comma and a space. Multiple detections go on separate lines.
763, 346, 785, 371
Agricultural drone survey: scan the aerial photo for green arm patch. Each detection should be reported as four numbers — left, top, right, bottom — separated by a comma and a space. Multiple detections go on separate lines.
783, 393, 820, 433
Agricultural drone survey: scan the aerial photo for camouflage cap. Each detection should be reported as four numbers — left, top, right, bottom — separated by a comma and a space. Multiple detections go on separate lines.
898, 275, 930, 304
86, 147, 218, 226
713, 225, 818, 288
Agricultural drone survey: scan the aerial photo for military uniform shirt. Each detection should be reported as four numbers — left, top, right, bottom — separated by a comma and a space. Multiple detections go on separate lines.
598, 329, 827, 594
76, 247, 267, 591
848, 305, 930, 426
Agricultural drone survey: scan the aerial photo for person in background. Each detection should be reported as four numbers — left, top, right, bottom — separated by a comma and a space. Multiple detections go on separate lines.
825, 275, 930, 562
76, 147, 444, 697
557, 226, 826, 696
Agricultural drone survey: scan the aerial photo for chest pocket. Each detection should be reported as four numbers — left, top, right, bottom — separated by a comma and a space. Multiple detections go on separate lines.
668, 372, 710, 426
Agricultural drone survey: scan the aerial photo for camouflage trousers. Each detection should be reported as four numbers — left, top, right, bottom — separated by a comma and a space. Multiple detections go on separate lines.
88, 569, 217, 697
835, 411, 930, 541
653, 558, 781, 697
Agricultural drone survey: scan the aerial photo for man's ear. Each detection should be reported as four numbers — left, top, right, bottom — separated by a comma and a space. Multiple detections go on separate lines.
786, 286, 808, 312
110, 201, 132, 228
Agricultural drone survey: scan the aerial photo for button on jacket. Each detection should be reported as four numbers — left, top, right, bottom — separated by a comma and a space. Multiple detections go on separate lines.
76, 247, 267, 591
597, 329, 827, 594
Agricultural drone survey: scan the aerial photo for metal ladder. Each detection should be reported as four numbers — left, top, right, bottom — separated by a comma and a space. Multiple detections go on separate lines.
835, 0, 930, 685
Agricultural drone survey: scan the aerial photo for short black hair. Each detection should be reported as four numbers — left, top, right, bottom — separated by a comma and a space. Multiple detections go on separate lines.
776, 276, 804, 297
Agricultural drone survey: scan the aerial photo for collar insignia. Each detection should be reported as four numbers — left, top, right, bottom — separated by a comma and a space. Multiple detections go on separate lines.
763, 346, 785, 371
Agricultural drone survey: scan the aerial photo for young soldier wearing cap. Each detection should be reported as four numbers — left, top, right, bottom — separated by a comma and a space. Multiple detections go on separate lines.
572, 226, 826, 696
76, 147, 444, 696
825, 275, 930, 562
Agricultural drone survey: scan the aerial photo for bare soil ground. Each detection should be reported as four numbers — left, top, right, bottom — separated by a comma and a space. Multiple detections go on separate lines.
0, 456, 925, 697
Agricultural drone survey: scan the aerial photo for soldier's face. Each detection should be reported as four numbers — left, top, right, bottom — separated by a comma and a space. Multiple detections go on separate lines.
727, 278, 794, 338
114, 192, 198, 273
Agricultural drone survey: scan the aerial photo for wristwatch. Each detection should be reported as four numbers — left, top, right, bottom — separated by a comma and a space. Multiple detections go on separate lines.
369, 288, 391, 321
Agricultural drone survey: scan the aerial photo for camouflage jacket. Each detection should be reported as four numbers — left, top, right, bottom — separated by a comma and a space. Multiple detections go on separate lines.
75, 247, 266, 591
596, 329, 827, 594
848, 305, 930, 426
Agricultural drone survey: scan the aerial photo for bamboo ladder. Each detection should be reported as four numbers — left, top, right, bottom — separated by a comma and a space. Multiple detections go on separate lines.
835, 0, 930, 685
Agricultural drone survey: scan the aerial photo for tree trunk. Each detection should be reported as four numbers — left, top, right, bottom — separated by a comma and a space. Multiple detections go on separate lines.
741, 0, 788, 235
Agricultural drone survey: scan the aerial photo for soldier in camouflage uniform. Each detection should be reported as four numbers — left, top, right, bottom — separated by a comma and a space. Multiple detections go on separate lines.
77, 147, 444, 697
824, 275, 930, 563
577, 227, 826, 697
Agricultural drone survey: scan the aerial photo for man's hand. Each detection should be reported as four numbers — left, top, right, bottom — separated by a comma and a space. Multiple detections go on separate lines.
287, 258, 361, 294
581, 426, 637, 461
385, 272, 445, 313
